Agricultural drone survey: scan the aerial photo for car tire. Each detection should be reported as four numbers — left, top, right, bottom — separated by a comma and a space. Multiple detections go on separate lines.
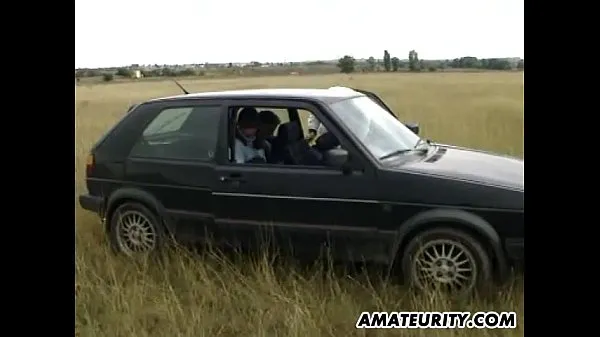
401, 227, 492, 295
108, 202, 165, 257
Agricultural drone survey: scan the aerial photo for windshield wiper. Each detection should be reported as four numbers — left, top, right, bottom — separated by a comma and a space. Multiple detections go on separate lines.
378, 139, 432, 161
378, 149, 413, 161
414, 138, 432, 150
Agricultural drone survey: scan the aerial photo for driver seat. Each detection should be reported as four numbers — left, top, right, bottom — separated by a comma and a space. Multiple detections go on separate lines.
277, 121, 323, 166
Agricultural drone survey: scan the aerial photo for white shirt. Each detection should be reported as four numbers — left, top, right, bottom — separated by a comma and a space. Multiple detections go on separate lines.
234, 138, 265, 163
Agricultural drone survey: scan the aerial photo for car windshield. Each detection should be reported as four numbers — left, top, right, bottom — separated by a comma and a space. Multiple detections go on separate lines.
328, 96, 421, 160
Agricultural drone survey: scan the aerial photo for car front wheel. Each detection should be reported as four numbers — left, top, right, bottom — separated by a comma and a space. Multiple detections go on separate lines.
401, 228, 492, 295
108, 202, 164, 257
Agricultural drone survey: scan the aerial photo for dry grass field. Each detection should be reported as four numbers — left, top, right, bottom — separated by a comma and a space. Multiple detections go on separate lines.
75, 72, 524, 337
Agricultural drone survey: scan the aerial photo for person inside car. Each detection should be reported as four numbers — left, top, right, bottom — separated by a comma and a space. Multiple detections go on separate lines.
234, 107, 267, 164
307, 113, 328, 145
258, 110, 283, 163
258, 110, 281, 142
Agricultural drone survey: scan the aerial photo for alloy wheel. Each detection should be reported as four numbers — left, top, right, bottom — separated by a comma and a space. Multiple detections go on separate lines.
411, 238, 477, 293
114, 210, 157, 256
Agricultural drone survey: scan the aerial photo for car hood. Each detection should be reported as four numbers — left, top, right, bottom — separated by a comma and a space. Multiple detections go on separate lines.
396, 144, 524, 190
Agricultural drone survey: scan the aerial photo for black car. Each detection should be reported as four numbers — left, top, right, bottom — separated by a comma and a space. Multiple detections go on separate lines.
78, 86, 524, 294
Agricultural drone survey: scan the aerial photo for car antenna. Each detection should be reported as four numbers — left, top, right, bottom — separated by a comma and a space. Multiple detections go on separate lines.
172, 80, 190, 95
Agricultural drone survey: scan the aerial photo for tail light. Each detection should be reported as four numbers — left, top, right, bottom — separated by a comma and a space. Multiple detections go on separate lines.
86, 153, 95, 176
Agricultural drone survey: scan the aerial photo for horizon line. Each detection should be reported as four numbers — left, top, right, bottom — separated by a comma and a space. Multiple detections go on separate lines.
75, 55, 524, 70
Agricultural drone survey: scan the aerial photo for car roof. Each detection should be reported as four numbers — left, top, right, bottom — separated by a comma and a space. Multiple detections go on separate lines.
147, 87, 365, 104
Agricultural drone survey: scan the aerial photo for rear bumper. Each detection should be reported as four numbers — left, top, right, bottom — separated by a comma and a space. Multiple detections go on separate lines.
78, 194, 104, 215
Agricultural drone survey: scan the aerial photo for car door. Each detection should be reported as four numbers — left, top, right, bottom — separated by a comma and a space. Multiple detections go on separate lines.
124, 100, 224, 245
212, 99, 391, 262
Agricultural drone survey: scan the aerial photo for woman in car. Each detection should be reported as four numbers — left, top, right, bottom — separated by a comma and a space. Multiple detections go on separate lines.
234, 107, 267, 164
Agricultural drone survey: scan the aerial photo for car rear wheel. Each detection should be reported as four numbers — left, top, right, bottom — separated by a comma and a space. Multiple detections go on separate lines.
108, 202, 164, 257
401, 228, 492, 295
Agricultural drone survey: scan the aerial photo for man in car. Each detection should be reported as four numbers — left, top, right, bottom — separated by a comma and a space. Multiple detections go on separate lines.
234, 107, 267, 164
258, 110, 281, 141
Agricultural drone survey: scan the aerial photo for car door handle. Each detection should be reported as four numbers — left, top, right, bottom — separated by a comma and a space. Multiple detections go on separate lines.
219, 174, 246, 183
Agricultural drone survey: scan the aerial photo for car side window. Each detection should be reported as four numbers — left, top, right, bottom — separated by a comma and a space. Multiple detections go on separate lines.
229, 104, 347, 168
130, 105, 221, 161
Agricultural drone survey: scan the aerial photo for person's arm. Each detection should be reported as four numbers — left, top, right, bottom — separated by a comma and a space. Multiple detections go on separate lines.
234, 139, 246, 164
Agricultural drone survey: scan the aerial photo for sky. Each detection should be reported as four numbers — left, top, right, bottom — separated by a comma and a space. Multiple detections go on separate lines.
75, 0, 524, 69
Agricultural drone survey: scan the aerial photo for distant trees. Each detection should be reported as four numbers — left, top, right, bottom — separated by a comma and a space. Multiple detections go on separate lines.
337, 49, 422, 74
116, 68, 132, 77
76, 52, 524, 80
449, 57, 512, 70
75, 69, 102, 78
337, 55, 356, 73
334, 49, 523, 74
391, 57, 400, 72
383, 50, 391, 72
366, 57, 376, 71
408, 50, 420, 71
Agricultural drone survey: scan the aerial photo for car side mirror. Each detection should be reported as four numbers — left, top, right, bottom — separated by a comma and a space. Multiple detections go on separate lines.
323, 148, 350, 171
404, 122, 420, 135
